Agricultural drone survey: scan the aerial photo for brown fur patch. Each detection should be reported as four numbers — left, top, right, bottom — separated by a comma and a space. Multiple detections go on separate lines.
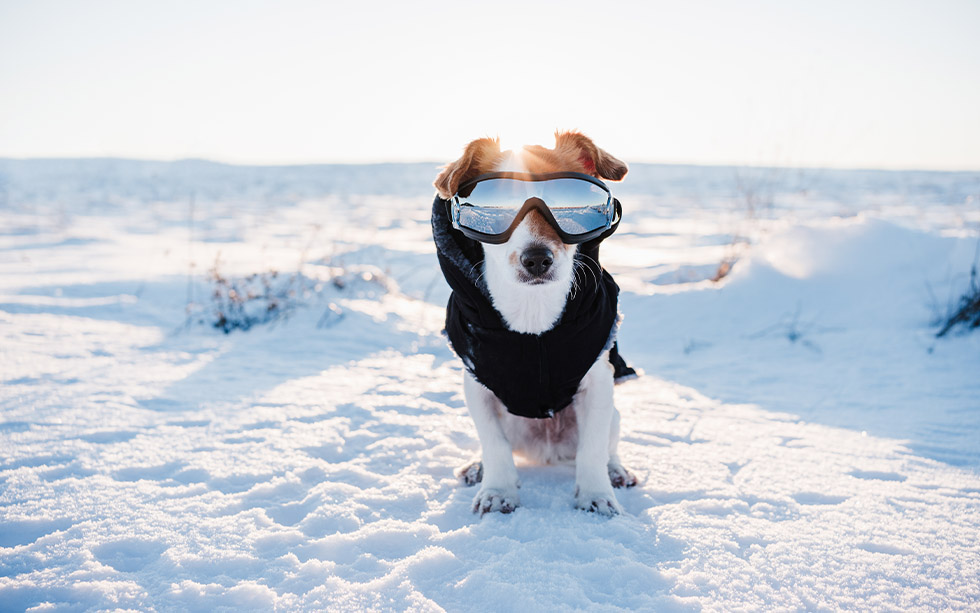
433, 137, 504, 198
435, 132, 626, 198
517, 131, 627, 182
553, 131, 629, 181
523, 209, 563, 250
519, 143, 590, 175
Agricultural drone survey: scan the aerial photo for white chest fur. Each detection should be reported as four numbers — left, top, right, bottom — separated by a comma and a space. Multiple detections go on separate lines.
483, 258, 574, 334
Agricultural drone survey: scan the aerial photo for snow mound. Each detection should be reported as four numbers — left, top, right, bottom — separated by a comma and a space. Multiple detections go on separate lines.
621, 216, 980, 467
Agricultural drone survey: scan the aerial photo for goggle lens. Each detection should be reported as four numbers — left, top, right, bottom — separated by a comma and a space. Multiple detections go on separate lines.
453, 174, 613, 242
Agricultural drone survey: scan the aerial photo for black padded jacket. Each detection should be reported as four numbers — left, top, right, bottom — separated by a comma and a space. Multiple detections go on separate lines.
431, 196, 636, 419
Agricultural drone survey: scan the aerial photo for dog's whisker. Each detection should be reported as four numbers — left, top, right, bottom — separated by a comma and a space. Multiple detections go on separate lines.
572, 263, 583, 292
575, 255, 600, 292
569, 263, 582, 300
582, 255, 601, 289
578, 252, 601, 271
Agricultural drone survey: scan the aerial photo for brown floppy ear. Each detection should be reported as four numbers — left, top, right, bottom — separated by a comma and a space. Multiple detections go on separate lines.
554, 131, 628, 181
434, 137, 502, 198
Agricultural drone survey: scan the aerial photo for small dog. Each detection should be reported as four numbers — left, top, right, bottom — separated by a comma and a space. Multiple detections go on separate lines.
432, 131, 637, 516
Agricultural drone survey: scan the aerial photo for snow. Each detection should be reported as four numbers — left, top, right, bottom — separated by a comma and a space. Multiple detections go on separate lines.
1, 159, 979, 611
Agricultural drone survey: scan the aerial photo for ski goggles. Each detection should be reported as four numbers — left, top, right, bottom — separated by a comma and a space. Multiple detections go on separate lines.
449, 171, 621, 244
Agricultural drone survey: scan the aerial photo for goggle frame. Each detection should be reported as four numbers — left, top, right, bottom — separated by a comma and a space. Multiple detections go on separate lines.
449, 171, 620, 245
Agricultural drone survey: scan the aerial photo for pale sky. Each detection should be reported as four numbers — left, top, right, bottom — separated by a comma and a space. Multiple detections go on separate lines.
1, 0, 978, 170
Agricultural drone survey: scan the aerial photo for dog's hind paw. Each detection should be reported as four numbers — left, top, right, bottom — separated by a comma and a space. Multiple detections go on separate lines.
473, 488, 519, 516
455, 460, 483, 486
575, 489, 623, 516
608, 463, 638, 489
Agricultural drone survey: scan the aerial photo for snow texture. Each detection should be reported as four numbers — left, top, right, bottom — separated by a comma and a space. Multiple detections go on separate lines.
1, 160, 979, 611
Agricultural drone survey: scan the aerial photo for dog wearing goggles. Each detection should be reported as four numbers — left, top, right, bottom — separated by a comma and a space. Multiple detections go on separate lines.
433, 131, 637, 516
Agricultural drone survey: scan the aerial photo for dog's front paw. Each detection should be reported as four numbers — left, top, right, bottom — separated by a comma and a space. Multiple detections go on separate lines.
608, 463, 638, 489
455, 460, 483, 486
575, 489, 623, 516
473, 487, 520, 516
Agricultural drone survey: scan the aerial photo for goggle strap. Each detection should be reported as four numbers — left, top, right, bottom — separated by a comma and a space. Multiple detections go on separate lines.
598, 198, 623, 242
578, 198, 622, 255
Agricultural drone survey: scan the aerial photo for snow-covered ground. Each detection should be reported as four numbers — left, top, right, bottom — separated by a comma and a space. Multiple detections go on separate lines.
1, 159, 978, 611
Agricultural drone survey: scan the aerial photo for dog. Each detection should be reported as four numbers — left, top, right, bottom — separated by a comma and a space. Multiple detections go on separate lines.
432, 131, 637, 516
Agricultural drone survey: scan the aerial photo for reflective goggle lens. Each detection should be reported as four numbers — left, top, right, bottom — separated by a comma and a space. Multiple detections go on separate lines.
457, 205, 516, 235
454, 176, 612, 238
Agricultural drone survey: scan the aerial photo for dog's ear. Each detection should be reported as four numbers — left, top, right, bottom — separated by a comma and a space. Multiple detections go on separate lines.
554, 131, 628, 181
434, 137, 502, 198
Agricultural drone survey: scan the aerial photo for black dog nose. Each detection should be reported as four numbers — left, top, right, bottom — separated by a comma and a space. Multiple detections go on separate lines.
520, 247, 554, 276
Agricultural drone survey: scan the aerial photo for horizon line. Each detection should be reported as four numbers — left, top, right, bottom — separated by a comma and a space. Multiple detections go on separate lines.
2, 155, 979, 175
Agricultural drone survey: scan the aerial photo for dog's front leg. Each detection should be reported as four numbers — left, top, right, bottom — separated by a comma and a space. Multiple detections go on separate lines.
463, 372, 520, 515
573, 358, 623, 516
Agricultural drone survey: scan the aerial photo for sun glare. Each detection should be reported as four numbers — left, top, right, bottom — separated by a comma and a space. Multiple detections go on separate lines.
498, 128, 555, 153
